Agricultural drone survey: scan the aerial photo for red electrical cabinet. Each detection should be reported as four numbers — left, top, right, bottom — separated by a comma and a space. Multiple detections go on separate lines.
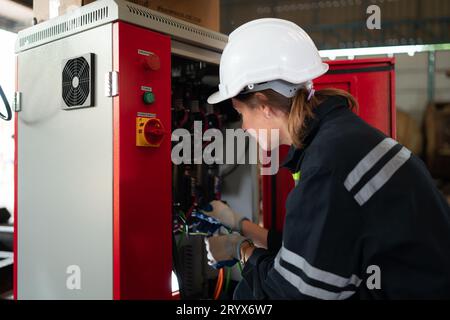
14, 0, 227, 300
112, 22, 172, 299
262, 58, 396, 231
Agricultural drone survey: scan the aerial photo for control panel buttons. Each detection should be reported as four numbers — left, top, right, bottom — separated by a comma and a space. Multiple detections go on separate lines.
142, 52, 160, 71
136, 117, 165, 147
143, 91, 155, 105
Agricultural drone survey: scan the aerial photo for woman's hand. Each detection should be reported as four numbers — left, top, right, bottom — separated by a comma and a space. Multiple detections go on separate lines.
203, 200, 269, 248
202, 200, 247, 233
204, 233, 250, 267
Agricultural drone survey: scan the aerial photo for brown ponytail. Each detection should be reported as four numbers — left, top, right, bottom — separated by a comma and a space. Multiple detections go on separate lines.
234, 87, 358, 148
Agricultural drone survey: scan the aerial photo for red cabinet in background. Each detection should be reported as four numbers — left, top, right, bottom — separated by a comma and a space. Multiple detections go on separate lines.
262, 58, 396, 231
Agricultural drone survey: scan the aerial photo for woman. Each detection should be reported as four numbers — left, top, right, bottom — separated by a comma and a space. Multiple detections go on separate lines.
203, 18, 450, 299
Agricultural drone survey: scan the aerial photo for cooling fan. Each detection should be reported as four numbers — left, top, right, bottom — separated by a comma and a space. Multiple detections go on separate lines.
61, 53, 95, 109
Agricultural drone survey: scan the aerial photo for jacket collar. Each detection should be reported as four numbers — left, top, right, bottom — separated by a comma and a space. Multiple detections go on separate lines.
281, 95, 349, 173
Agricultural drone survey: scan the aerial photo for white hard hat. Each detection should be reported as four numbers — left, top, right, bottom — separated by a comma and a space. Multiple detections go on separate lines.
207, 18, 329, 104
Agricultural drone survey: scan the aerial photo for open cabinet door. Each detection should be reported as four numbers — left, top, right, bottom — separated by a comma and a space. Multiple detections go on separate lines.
112, 21, 172, 299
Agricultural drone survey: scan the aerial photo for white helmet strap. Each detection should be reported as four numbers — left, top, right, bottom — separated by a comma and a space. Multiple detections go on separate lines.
239, 79, 312, 99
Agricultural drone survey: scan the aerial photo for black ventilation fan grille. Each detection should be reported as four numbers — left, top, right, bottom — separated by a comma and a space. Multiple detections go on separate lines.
61, 53, 94, 109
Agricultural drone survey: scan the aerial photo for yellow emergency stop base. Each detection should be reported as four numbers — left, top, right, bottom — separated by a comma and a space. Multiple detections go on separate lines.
136, 116, 164, 147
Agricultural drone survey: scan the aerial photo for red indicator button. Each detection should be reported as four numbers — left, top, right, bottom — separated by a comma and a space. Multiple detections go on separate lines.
143, 53, 161, 71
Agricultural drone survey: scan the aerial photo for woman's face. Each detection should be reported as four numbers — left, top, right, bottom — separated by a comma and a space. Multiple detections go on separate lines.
232, 96, 289, 150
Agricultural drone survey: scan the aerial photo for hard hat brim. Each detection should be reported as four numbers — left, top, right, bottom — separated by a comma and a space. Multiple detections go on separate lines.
207, 90, 230, 104
207, 61, 329, 105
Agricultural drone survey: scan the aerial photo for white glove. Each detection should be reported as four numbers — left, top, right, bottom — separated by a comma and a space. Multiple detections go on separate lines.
202, 200, 247, 233
204, 233, 249, 267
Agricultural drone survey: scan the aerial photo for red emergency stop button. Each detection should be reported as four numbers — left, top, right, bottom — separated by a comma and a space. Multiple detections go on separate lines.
142, 52, 160, 71
136, 117, 165, 147
144, 118, 165, 146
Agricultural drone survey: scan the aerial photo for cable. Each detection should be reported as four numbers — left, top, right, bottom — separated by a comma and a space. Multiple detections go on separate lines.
213, 268, 224, 300
237, 261, 243, 273
0, 85, 12, 121
224, 267, 231, 295
175, 199, 244, 299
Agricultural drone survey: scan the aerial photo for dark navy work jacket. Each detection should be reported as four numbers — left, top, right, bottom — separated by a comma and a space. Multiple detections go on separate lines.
238, 95, 450, 300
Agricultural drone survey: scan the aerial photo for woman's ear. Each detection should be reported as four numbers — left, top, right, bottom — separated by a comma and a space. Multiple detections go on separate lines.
254, 92, 272, 119
262, 105, 272, 119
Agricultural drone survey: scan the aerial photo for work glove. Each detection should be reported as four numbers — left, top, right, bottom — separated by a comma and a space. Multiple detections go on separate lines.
204, 233, 249, 269
202, 200, 248, 233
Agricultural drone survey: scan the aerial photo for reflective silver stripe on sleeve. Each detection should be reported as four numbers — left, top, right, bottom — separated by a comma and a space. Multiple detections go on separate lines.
280, 246, 362, 288
354, 147, 411, 206
344, 138, 398, 191
274, 253, 356, 300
